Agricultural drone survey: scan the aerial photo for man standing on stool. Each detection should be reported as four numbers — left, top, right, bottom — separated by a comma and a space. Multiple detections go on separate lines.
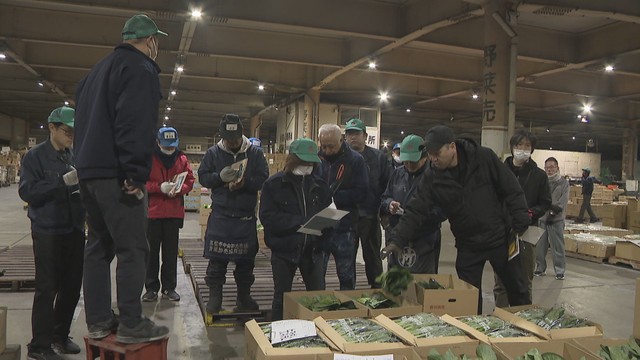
199, 114, 269, 314
74, 14, 169, 343
20, 106, 84, 359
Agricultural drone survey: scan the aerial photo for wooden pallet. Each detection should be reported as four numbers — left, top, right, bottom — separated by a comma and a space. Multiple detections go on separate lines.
179, 238, 371, 326
0, 245, 36, 291
607, 256, 640, 270
566, 251, 608, 264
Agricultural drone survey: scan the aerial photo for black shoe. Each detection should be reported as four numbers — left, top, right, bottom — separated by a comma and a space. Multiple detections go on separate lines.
574, 218, 584, 224
206, 286, 223, 314
142, 290, 158, 302
235, 294, 259, 312
162, 289, 180, 301
28, 346, 63, 360
556, 274, 565, 280
590, 218, 600, 223
52, 337, 81, 354
87, 313, 119, 339
116, 317, 170, 344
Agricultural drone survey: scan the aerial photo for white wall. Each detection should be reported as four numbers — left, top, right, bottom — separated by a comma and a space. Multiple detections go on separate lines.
531, 149, 601, 178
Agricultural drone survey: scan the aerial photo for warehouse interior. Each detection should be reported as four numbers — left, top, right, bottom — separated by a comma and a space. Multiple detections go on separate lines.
1, 0, 640, 359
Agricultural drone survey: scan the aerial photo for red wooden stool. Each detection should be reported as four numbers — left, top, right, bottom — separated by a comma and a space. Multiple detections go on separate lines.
83, 334, 168, 360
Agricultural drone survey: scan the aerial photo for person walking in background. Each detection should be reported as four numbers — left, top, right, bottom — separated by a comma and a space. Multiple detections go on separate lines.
494, 129, 551, 307
344, 118, 390, 288
391, 143, 402, 169
575, 168, 600, 223
19, 106, 85, 359
382, 125, 530, 313
381, 134, 445, 274
259, 138, 332, 320
199, 114, 269, 314
74, 14, 169, 343
142, 127, 195, 302
316, 124, 368, 290
536, 157, 570, 280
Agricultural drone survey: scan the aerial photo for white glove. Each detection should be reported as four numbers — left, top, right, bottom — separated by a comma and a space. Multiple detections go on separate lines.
219, 166, 238, 183
160, 182, 174, 194
62, 167, 78, 186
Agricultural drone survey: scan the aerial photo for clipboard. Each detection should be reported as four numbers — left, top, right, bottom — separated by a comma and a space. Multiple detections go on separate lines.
297, 207, 349, 236
171, 171, 188, 193
231, 158, 248, 183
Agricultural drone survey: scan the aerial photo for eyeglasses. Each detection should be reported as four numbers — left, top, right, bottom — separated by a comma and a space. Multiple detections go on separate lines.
57, 126, 74, 137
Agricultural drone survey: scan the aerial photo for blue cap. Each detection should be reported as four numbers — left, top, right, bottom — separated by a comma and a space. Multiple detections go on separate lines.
248, 137, 262, 147
158, 127, 179, 147
392, 143, 400, 150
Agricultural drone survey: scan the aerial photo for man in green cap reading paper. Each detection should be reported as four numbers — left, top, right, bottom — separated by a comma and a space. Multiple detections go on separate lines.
74, 14, 169, 344
19, 106, 85, 359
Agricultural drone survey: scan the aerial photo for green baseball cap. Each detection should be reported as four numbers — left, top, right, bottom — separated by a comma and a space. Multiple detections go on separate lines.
122, 14, 168, 40
399, 134, 425, 162
48, 106, 75, 128
289, 138, 321, 163
345, 118, 366, 132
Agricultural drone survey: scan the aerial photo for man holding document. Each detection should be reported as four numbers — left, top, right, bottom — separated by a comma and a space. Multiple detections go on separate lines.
259, 138, 333, 320
143, 127, 195, 302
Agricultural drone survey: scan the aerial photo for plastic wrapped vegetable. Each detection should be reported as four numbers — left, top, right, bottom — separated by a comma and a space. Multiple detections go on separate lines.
297, 294, 357, 312
514, 305, 588, 330
261, 323, 328, 348
458, 315, 531, 338
417, 278, 447, 289
327, 318, 400, 343
355, 291, 397, 309
394, 313, 464, 338
376, 266, 413, 296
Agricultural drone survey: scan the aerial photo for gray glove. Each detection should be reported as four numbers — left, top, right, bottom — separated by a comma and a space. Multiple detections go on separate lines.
219, 166, 238, 183
62, 167, 78, 186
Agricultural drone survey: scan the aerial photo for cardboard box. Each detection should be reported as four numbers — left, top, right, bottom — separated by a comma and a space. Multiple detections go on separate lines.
244, 319, 334, 360
374, 314, 479, 349
564, 236, 579, 253
599, 204, 627, 220
199, 206, 212, 225
440, 314, 543, 345
0, 307, 5, 354
412, 274, 478, 316
283, 291, 368, 320
566, 203, 580, 217
614, 240, 640, 261
577, 241, 615, 259
412, 342, 480, 360
337, 289, 422, 318
572, 338, 630, 359
494, 340, 599, 360
636, 278, 640, 339
314, 316, 411, 356
602, 218, 624, 228
501, 305, 603, 339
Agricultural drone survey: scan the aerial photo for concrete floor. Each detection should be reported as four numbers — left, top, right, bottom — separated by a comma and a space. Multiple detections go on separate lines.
0, 183, 638, 359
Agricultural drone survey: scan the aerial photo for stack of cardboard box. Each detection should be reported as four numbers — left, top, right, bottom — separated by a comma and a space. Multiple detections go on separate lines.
265, 154, 287, 177
599, 202, 628, 228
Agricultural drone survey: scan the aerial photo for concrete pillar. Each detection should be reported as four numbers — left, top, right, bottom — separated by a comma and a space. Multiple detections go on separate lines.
480, 0, 516, 157
304, 89, 320, 140
249, 115, 260, 139
622, 125, 637, 180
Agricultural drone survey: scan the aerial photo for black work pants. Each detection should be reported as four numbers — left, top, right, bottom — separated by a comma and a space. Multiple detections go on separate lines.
578, 194, 598, 220
80, 178, 149, 329
455, 243, 530, 314
354, 214, 383, 286
204, 258, 255, 289
145, 218, 181, 293
270, 251, 325, 320
30, 230, 84, 350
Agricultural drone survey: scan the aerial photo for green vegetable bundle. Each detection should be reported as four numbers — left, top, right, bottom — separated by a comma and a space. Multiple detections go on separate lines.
377, 266, 413, 296
417, 278, 447, 289
394, 313, 464, 338
260, 323, 328, 348
297, 294, 357, 312
426, 344, 497, 360
458, 315, 531, 338
355, 291, 397, 309
514, 306, 588, 330
515, 348, 564, 360
327, 318, 400, 343
599, 338, 640, 360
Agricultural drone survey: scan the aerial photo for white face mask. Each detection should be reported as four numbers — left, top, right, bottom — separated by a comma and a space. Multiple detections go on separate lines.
293, 165, 313, 176
392, 154, 401, 163
160, 147, 175, 155
513, 149, 531, 163
148, 37, 158, 61
548, 172, 561, 181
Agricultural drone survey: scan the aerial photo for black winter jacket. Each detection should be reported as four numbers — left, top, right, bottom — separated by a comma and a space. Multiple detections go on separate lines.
198, 137, 269, 218
74, 44, 161, 187
388, 138, 529, 251
19, 139, 85, 235
259, 172, 332, 263
359, 146, 391, 216
504, 157, 551, 224
316, 141, 369, 232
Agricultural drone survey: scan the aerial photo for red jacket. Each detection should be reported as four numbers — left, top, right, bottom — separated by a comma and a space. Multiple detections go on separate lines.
146, 152, 195, 219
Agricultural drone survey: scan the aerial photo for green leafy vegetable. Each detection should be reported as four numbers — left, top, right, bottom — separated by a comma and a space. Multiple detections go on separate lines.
376, 266, 413, 296
426, 344, 497, 360
458, 315, 531, 338
599, 338, 640, 360
355, 291, 397, 309
394, 313, 464, 338
327, 318, 400, 343
297, 294, 357, 312
514, 306, 589, 330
